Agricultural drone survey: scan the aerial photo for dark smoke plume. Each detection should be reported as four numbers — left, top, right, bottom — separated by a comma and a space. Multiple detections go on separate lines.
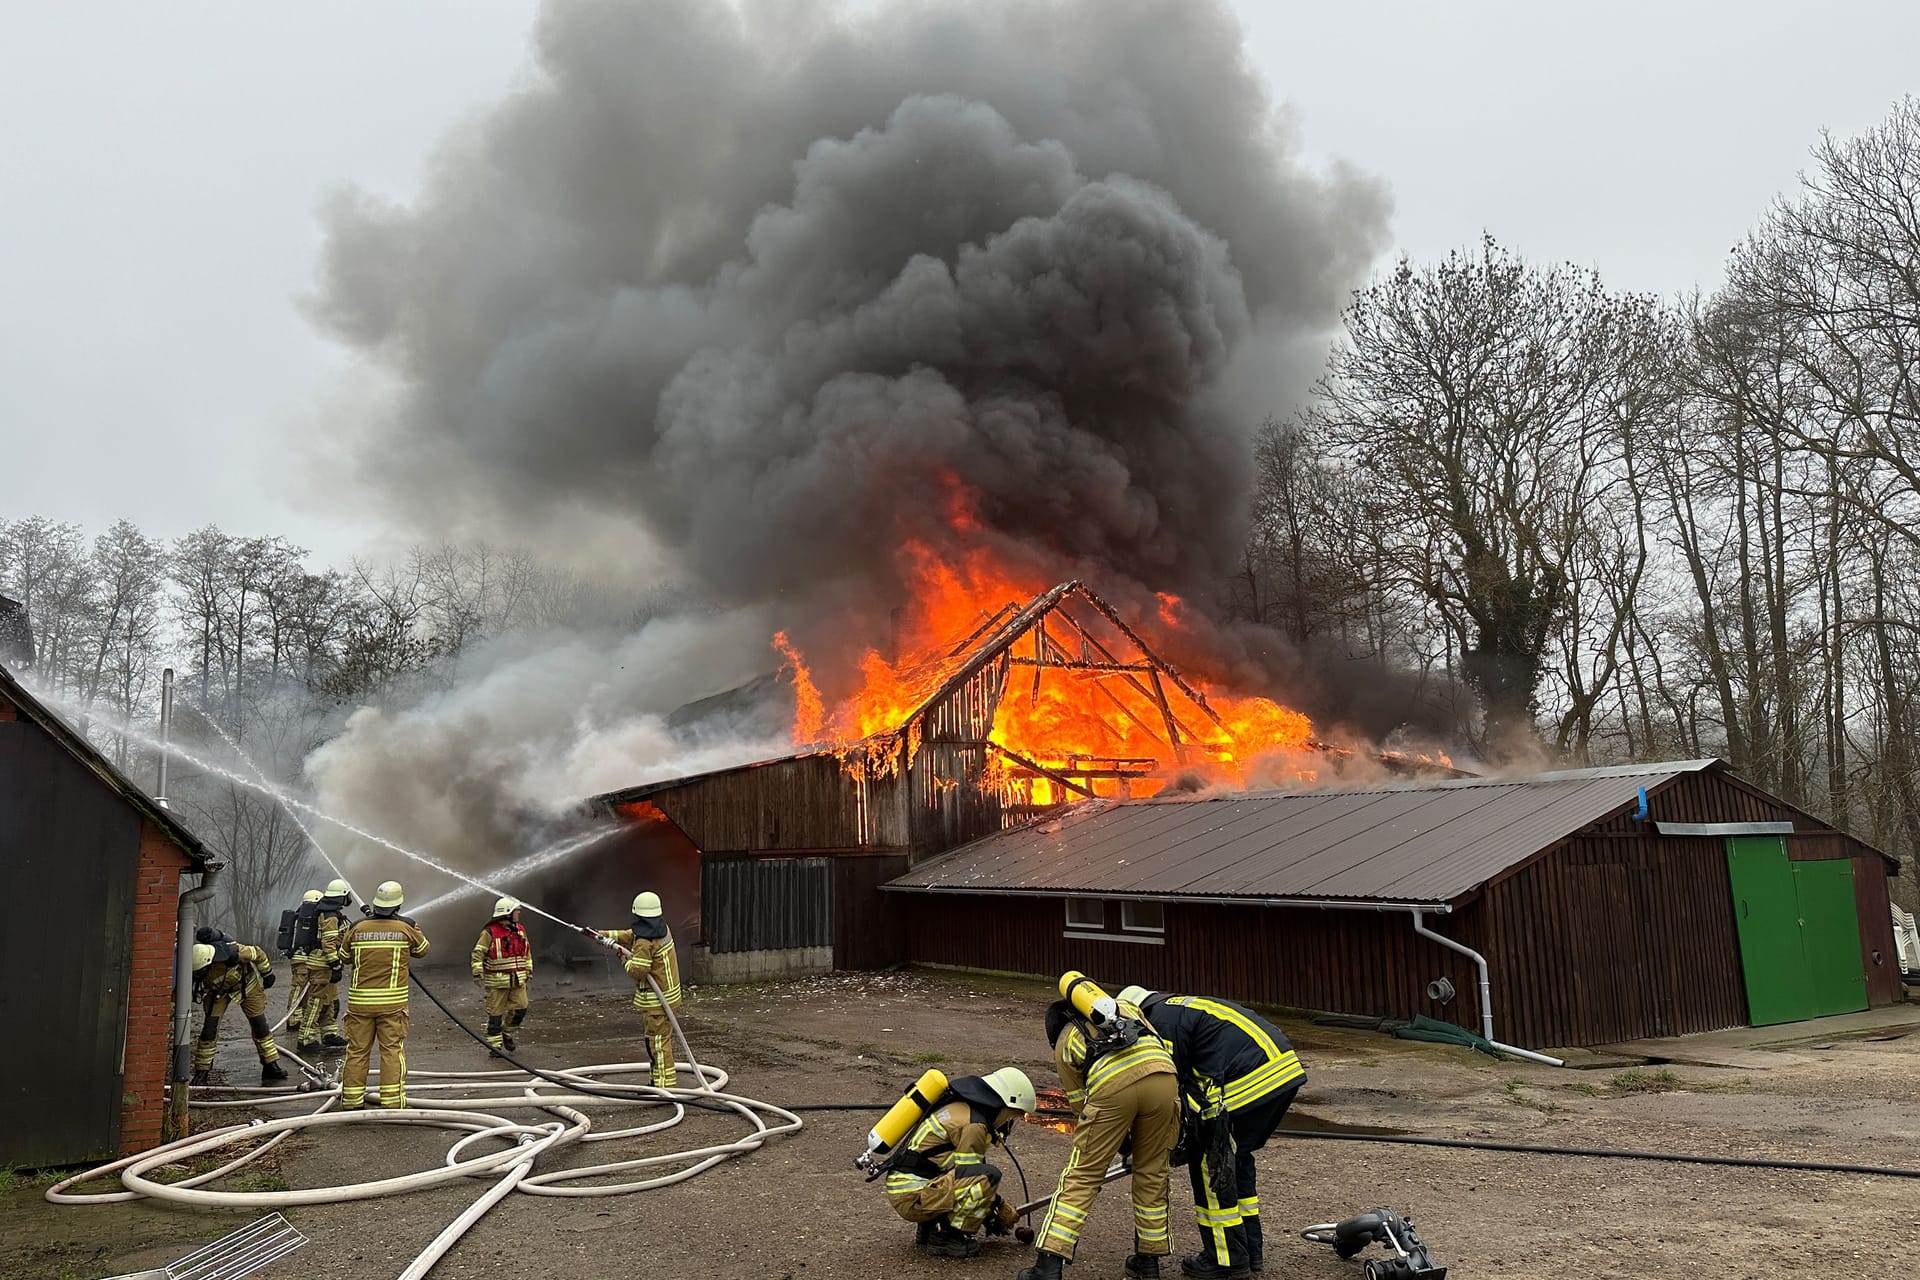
313, 0, 1389, 628
303, 0, 1396, 897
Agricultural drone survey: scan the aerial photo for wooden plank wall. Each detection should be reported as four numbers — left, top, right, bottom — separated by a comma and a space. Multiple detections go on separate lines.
647, 754, 909, 852
701, 856, 832, 953
896, 894, 1484, 1028
833, 854, 912, 969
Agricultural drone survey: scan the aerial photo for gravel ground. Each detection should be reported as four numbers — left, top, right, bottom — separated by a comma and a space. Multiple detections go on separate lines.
6, 967, 1919, 1279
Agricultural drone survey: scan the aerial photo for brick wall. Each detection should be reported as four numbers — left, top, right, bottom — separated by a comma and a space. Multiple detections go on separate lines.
120, 821, 189, 1154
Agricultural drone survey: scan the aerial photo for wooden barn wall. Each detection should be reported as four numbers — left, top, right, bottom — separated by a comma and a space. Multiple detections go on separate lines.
833, 854, 912, 970
896, 895, 1484, 1029
646, 754, 908, 853
1483, 835, 1749, 1047
701, 856, 832, 953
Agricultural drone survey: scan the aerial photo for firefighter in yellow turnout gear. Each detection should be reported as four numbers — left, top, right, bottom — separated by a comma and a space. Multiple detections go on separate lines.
189, 930, 287, 1085
593, 891, 682, 1088
1023, 984, 1180, 1280
1118, 987, 1307, 1278
340, 880, 430, 1109
471, 896, 533, 1054
303, 879, 352, 1051
883, 1069, 1035, 1258
285, 890, 324, 1049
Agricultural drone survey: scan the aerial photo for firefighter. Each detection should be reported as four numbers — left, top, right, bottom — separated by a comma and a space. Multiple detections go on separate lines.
1117, 987, 1307, 1278
304, 878, 353, 1051
285, 889, 323, 1051
884, 1068, 1035, 1257
339, 880, 430, 1109
471, 896, 533, 1055
589, 890, 682, 1088
1020, 991, 1180, 1280
189, 930, 288, 1086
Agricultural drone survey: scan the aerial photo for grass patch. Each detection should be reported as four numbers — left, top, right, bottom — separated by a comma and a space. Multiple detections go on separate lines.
227, 1170, 290, 1193
1610, 1068, 1683, 1093
1561, 1081, 1607, 1098
1501, 1079, 1561, 1114
910, 1051, 950, 1065
0, 1165, 66, 1194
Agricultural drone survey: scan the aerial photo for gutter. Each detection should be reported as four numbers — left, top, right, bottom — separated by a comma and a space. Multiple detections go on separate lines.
883, 882, 1565, 1064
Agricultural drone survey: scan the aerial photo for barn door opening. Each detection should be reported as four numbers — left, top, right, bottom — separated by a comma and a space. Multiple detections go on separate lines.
1725, 837, 1867, 1025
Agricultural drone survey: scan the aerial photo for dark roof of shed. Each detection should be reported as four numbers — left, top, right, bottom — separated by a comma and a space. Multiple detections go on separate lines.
886, 760, 1729, 906
0, 662, 211, 866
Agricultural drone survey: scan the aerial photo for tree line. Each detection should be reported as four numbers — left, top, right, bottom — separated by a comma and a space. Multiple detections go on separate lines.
1230, 99, 1920, 904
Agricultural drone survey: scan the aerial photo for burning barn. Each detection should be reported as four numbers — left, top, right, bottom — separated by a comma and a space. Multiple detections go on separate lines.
588, 577, 1442, 982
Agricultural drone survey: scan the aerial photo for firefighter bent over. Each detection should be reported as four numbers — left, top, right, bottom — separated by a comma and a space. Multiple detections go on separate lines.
302, 879, 352, 1051
340, 880, 430, 1109
189, 931, 287, 1085
472, 896, 533, 1054
884, 1069, 1035, 1257
592, 891, 682, 1088
1118, 987, 1307, 1278
1023, 983, 1180, 1280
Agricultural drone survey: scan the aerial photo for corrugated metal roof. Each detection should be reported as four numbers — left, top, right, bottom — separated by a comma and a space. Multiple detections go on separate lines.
885, 761, 1723, 905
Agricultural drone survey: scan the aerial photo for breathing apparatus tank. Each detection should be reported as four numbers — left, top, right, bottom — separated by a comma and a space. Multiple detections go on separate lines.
855, 1067, 949, 1178
1061, 970, 1120, 1027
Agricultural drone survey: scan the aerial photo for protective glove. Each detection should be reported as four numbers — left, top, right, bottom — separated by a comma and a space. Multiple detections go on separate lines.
329, 965, 343, 983
262, 971, 276, 989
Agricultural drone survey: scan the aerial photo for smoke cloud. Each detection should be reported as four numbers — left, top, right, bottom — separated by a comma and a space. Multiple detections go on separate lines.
302, 0, 1394, 894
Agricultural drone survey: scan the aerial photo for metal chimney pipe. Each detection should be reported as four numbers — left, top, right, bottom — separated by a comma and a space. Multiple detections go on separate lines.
157, 668, 173, 809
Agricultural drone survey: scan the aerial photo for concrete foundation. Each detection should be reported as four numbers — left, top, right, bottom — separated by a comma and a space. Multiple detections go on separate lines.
686, 944, 835, 984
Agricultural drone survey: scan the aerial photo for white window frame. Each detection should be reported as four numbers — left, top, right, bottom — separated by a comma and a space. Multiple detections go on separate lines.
1120, 899, 1166, 935
1063, 897, 1106, 931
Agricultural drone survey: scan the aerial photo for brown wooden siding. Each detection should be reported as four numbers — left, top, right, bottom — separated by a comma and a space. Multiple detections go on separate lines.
834, 854, 912, 969
638, 754, 910, 853
898, 894, 1484, 1029
1482, 835, 1750, 1047
1846, 853, 1902, 1006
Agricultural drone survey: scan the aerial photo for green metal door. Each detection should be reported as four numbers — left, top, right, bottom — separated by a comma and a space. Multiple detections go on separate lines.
1725, 837, 1817, 1025
1795, 859, 1868, 1017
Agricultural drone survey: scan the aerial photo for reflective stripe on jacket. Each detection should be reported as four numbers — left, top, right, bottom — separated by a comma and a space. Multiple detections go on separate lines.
603, 927, 682, 1009
471, 921, 533, 987
1145, 995, 1306, 1113
343, 915, 430, 1010
200, 943, 272, 999
1055, 1015, 1174, 1115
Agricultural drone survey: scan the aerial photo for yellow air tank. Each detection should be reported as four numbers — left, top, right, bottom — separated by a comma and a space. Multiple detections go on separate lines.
856, 1068, 949, 1175
1060, 970, 1119, 1026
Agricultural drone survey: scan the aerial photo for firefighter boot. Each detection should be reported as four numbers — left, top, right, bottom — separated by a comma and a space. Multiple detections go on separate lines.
1017, 1251, 1066, 1280
926, 1224, 980, 1258
1244, 1215, 1263, 1273
1180, 1256, 1250, 1279
322, 1033, 348, 1049
1127, 1239, 1163, 1279
189, 1069, 211, 1087
261, 1060, 289, 1084
915, 1221, 937, 1251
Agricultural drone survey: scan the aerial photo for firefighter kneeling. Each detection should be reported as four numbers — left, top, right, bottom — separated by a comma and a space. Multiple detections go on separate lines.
875, 1068, 1035, 1258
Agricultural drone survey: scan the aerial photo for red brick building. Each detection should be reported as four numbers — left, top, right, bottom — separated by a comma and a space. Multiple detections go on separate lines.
0, 663, 214, 1166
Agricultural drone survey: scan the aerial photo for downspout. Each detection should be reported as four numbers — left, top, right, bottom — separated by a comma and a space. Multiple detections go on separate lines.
1411, 907, 1564, 1067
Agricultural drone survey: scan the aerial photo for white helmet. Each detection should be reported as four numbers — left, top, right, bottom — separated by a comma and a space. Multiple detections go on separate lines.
191, 942, 215, 971
373, 881, 405, 909
632, 891, 663, 918
325, 878, 352, 898
982, 1067, 1036, 1114
1117, 985, 1158, 1009
492, 896, 520, 918
302, 889, 323, 903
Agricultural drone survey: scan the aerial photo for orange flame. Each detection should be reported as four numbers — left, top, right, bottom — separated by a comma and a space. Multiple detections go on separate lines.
772, 630, 825, 742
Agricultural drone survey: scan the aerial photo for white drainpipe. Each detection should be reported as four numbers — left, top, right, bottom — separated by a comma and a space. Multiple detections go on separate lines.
1411, 907, 1564, 1066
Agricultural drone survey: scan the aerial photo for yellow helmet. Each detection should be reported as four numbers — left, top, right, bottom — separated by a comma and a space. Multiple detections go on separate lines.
982, 1067, 1036, 1114
325, 878, 352, 898
373, 881, 405, 909
492, 896, 520, 918
302, 889, 323, 903
191, 942, 215, 971
631, 891, 663, 918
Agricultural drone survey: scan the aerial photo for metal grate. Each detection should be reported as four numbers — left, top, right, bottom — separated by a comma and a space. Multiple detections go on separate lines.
166, 1214, 306, 1280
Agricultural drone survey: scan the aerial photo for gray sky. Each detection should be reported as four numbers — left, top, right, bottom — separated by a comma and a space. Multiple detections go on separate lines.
4, 0, 1916, 568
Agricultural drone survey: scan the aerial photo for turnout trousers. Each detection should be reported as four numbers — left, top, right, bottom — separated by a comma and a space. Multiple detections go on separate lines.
483, 982, 530, 1050
1190, 1082, 1299, 1270
193, 974, 280, 1072
641, 1006, 675, 1088
341, 1007, 410, 1108
888, 1163, 1011, 1234
1038, 1070, 1179, 1261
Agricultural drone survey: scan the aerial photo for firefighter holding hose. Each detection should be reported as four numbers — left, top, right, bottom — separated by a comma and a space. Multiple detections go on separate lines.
189, 929, 288, 1086
1021, 974, 1180, 1280
1117, 986, 1307, 1278
471, 896, 533, 1054
590, 890, 682, 1088
880, 1068, 1035, 1257
340, 880, 430, 1109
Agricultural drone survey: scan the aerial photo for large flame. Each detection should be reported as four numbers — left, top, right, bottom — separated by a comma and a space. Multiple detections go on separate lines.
775, 508, 1319, 799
